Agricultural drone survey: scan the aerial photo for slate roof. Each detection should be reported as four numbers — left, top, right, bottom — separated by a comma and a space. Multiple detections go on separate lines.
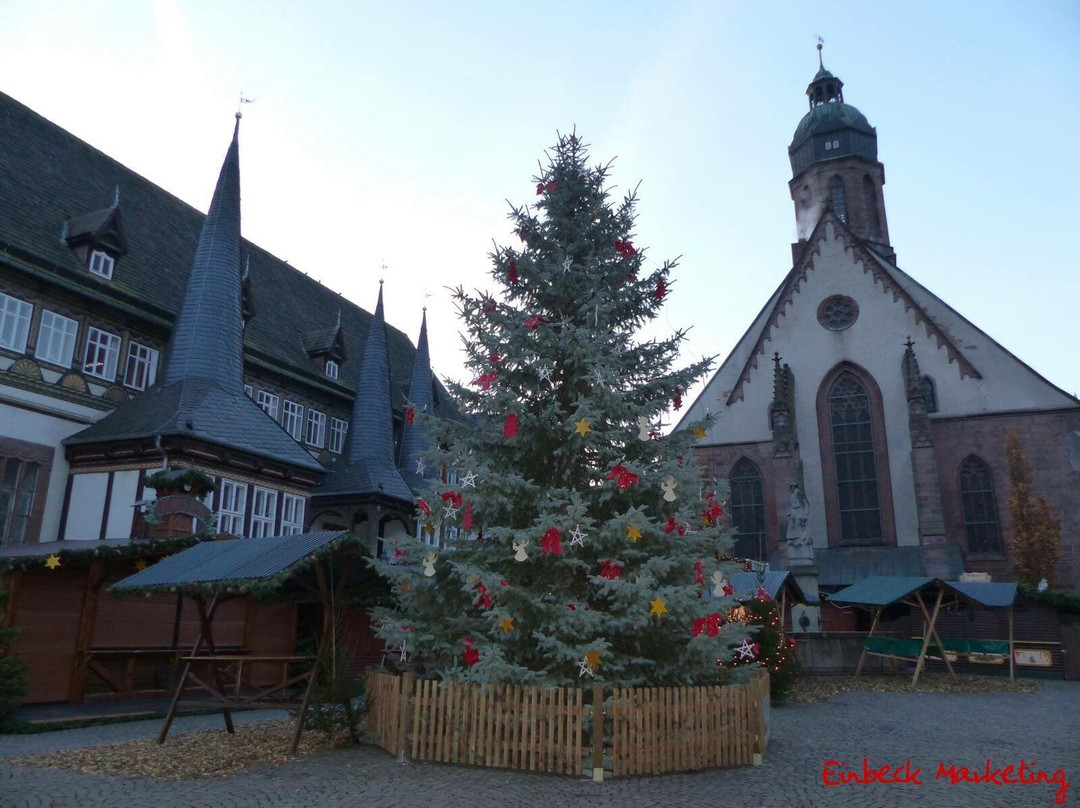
318, 287, 414, 502
64, 378, 323, 471
112, 530, 349, 589
809, 545, 964, 589
0, 90, 442, 415
398, 309, 436, 493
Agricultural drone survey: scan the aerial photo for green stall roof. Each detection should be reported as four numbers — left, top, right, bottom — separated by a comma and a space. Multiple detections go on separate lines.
826, 576, 934, 607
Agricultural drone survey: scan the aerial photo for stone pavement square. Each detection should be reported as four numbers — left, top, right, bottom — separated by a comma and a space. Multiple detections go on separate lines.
1, 682, 1076, 808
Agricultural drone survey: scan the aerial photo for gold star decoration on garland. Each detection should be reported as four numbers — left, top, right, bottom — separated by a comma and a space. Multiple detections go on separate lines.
45, 554, 61, 570
499, 616, 515, 633
573, 418, 592, 437
649, 597, 668, 618
626, 525, 642, 543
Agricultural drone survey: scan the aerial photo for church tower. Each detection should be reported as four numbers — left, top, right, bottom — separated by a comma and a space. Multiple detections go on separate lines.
788, 45, 892, 260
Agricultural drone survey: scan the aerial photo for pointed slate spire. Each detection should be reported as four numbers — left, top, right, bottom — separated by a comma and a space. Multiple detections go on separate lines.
344, 283, 395, 464
399, 308, 434, 476
163, 115, 244, 389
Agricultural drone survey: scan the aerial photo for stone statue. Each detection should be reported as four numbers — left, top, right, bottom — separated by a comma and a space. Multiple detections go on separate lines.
785, 482, 814, 563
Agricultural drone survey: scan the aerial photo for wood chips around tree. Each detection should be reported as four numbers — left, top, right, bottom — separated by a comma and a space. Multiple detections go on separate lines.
788, 673, 1040, 703
11, 719, 337, 780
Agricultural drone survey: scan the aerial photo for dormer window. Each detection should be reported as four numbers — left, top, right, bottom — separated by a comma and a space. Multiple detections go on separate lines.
89, 250, 115, 280
325, 359, 339, 380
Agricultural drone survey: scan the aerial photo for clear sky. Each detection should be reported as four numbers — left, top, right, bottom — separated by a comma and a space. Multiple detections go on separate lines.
3, 0, 1078, 406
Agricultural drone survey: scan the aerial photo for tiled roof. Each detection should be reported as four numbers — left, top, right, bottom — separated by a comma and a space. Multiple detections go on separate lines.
318, 287, 413, 502
63, 379, 324, 471
0, 90, 437, 413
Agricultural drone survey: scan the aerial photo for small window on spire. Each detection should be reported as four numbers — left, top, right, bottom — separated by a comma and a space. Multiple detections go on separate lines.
89, 250, 115, 280
325, 359, 339, 380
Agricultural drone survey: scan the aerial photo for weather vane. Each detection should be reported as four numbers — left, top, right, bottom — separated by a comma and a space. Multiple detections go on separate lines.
237, 92, 256, 117
816, 36, 825, 68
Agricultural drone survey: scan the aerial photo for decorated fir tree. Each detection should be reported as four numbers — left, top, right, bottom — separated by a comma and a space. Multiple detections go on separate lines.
722, 592, 800, 701
371, 132, 754, 687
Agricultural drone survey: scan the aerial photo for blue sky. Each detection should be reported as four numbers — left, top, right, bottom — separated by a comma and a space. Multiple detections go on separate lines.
3, 0, 1078, 403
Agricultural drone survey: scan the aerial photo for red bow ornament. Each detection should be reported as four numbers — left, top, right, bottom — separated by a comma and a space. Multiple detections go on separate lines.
694, 560, 704, 585
541, 527, 564, 555
693, 612, 724, 637
475, 582, 492, 609
655, 278, 667, 301
536, 180, 558, 194
416, 498, 432, 516
441, 491, 463, 509
473, 371, 497, 391
525, 315, 547, 330
405, 406, 415, 425
503, 413, 518, 438
463, 638, 480, 667
461, 502, 474, 531
606, 464, 639, 489
673, 386, 682, 411
599, 561, 622, 581
614, 240, 636, 258
508, 260, 518, 285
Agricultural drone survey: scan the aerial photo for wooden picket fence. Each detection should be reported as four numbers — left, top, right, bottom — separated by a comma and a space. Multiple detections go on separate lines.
365, 669, 768, 778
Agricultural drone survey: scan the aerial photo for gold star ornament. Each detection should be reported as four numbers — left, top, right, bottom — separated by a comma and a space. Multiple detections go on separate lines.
134, 559, 148, 572
45, 554, 61, 570
626, 525, 642, 543
649, 597, 668, 618
584, 649, 602, 670
693, 426, 707, 440
499, 616, 515, 633
573, 418, 592, 437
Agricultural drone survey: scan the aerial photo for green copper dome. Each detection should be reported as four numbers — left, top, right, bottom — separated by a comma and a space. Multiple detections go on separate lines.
788, 62, 878, 178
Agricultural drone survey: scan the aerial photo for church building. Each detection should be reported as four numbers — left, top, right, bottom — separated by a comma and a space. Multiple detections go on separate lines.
680, 53, 1080, 599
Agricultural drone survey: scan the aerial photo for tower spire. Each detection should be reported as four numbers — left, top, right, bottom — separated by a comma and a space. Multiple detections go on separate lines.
817, 38, 824, 70
162, 116, 244, 389
399, 308, 434, 480
344, 284, 395, 464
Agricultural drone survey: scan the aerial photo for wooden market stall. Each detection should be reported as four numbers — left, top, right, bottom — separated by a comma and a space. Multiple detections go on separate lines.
826, 576, 1018, 684
111, 529, 378, 752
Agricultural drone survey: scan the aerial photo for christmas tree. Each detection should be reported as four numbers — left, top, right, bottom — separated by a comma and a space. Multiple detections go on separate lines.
722, 591, 800, 701
372, 132, 754, 687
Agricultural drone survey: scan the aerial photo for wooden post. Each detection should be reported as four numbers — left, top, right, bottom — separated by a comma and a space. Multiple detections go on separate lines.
591, 681, 603, 782
159, 594, 216, 744
399, 672, 416, 761
1007, 606, 1015, 681
911, 588, 946, 686
197, 597, 235, 734
68, 559, 105, 704
854, 609, 882, 677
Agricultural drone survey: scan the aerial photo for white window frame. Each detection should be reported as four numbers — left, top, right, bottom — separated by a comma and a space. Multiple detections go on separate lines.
83, 326, 122, 380
329, 417, 348, 454
281, 400, 304, 441
36, 310, 78, 367
123, 341, 159, 391
244, 384, 253, 397
88, 250, 115, 280
0, 293, 33, 353
249, 486, 278, 538
305, 409, 326, 448
257, 390, 280, 419
218, 479, 248, 536
325, 359, 339, 380
281, 493, 305, 535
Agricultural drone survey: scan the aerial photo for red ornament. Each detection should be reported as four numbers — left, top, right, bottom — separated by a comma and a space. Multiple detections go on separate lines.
541, 527, 564, 555
500, 578, 510, 587
463, 638, 480, 667
752, 642, 761, 657
508, 260, 518, 285
694, 560, 704, 585
482, 298, 497, 315
606, 464, 639, 489
416, 498, 432, 516
475, 582, 492, 609
654, 278, 667, 301
503, 413, 518, 438
536, 180, 558, 195
756, 587, 772, 601
441, 490, 463, 508
614, 240, 636, 258
673, 386, 682, 411
525, 315, 547, 330
723, 582, 734, 597
599, 561, 622, 581
461, 502, 474, 531
405, 406, 415, 425
566, 604, 576, 611
692, 612, 724, 638
473, 371, 497, 391
664, 516, 678, 534
393, 546, 407, 560
488, 352, 501, 365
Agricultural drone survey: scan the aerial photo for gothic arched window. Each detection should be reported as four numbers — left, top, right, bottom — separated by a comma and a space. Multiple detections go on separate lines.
830, 175, 847, 223
862, 175, 881, 240
922, 376, 937, 413
829, 372, 883, 543
729, 458, 766, 561
959, 456, 1002, 554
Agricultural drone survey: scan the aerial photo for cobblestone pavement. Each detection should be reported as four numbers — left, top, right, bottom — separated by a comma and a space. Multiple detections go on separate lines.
2, 682, 1077, 808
